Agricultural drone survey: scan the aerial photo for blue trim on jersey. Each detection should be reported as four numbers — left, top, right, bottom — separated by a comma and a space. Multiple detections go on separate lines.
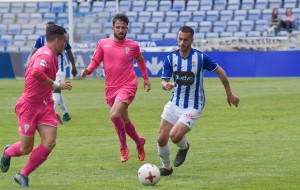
183, 54, 193, 108
175, 56, 182, 106
194, 54, 202, 109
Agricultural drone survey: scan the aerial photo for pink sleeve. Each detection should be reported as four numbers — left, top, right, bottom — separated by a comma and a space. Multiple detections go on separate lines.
31, 68, 48, 81
87, 41, 104, 74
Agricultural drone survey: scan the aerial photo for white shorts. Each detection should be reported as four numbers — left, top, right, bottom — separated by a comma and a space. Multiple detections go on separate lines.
55, 70, 66, 83
161, 101, 202, 130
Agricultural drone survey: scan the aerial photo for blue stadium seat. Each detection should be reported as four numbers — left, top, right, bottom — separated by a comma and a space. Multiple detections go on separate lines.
220, 32, 234, 38
198, 21, 212, 33
268, 0, 282, 9
19, 46, 32, 52
119, 1, 131, 12
126, 11, 138, 22
126, 33, 136, 40
240, 0, 254, 10
91, 1, 104, 13
56, 13, 68, 25
43, 13, 56, 22
240, 20, 254, 32
0, 3, 10, 14
165, 11, 178, 22
248, 9, 261, 21
247, 31, 261, 37
78, 2, 91, 14
200, 0, 213, 11
89, 23, 102, 34
255, 0, 268, 9
136, 34, 150, 41
234, 32, 247, 37
11, 3, 24, 13
194, 33, 205, 39
151, 12, 165, 23
38, 2, 51, 14
16, 13, 30, 24
157, 22, 171, 34
192, 11, 206, 22
172, 0, 186, 12
227, 0, 240, 10
6, 46, 19, 52
150, 33, 163, 40
186, 0, 199, 11
159, 0, 172, 12
214, 0, 227, 11
143, 22, 157, 34
206, 10, 219, 22
83, 14, 97, 24
132, 1, 145, 12
29, 13, 42, 24
164, 33, 177, 40
234, 10, 247, 21
226, 20, 240, 32
206, 32, 219, 39
35, 24, 46, 35
213, 21, 227, 33
51, 2, 65, 13
0, 35, 13, 46
178, 11, 192, 22
171, 22, 184, 33
104, 22, 112, 35
219, 10, 233, 21
283, 0, 297, 8
2, 13, 15, 24
146, 1, 158, 12
13, 35, 27, 47
255, 19, 269, 32
130, 22, 144, 34
185, 22, 199, 32
138, 11, 151, 22
24, 3, 38, 13
104, 1, 116, 12
0, 24, 7, 35
7, 24, 21, 35
262, 9, 273, 20
75, 23, 89, 36
27, 34, 39, 47
21, 24, 35, 35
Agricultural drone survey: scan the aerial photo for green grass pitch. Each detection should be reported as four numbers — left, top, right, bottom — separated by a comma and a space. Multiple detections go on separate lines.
0, 77, 299, 189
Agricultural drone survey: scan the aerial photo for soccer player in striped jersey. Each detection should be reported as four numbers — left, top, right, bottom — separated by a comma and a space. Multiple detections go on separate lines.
27, 22, 77, 122
157, 26, 240, 176
1, 25, 72, 188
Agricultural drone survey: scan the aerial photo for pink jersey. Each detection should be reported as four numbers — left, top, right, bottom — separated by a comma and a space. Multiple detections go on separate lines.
23, 45, 58, 103
87, 38, 142, 98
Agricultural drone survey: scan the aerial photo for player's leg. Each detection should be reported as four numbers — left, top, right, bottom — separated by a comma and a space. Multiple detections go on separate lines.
110, 100, 129, 162
121, 109, 146, 161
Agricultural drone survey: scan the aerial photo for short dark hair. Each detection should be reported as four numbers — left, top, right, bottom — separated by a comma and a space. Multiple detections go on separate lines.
46, 21, 55, 30
112, 13, 129, 26
179, 26, 194, 37
46, 24, 66, 42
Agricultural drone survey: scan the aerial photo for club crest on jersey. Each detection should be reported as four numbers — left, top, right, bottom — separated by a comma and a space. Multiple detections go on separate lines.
40, 60, 47, 67
125, 47, 130, 54
24, 124, 30, 133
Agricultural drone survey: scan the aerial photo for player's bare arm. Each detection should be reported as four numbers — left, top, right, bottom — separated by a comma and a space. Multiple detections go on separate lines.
81, 69, 91, 78
214, 66, 240, 107
67, 50, 77, 77
161, 78, 175, 91
136, 54, 151, 92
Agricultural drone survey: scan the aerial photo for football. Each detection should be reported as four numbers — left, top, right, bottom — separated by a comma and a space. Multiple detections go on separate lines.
137, 163, 160, 186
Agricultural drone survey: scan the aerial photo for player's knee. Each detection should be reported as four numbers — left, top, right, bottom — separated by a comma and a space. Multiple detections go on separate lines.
157, 135, 168, 147
169, 133, 180, 144
43, 141, 56, 151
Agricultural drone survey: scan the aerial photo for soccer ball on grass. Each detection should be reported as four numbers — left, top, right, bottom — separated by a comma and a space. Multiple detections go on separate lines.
137, 163, 160, 186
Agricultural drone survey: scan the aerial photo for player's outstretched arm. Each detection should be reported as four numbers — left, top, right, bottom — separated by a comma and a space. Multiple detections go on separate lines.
144, 79, 151, 92
81, 69, 90, 78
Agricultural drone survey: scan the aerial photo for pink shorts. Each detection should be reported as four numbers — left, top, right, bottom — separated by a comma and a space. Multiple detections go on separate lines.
15, 97, 58, 137
106, 87, 137, 107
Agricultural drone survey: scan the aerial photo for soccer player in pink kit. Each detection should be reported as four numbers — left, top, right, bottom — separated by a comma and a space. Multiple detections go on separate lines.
82, 13, 151, 163
0, 25, 72, 188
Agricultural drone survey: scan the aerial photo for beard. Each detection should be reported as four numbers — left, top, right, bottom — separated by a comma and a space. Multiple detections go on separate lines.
114, 32, 126, 41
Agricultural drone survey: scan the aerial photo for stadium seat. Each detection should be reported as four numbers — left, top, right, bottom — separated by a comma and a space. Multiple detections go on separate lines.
276, 31, 289, 37
186, 0, 199, 11
150, 33, 163, 40
75, 23, 89, 36
255, 0, 268, 9
29, 13, 42, 24
2, 13, 15, 24
283, 0, 297, 8
51, 2, 65, 13
43, 13, 56, 22
214, 0, 227, 11
119, 1, 131, 12
143, 22, 157, 34
171, 22, 184, 33
219, 10, 233, 21
234, 32, 247, 37
27, 34, 39, 47
165, 11, 178, 22
151, 12, 165, 23
200, 0, 213, 11
146, 1, 158, 12
159, 0, 172, 12
136, 34, 150, 41
206, 32, 219, 39
0, 35, 13, 46
292, 8, 300, 20
78, 2, 91, 14
172, 0, 186, 12
227, 0, 240, 10
19, 46, 32, 52
24, 3, 38, 13
268, 0, 282, 9
130, 22, 144, 34
255, 19, 269, 32
89, 23, 102, 34
178, 11, 192, 22
35, 24, 46, 35
240, 20, 254, 32
247, 31, 261, 37
91, 1, 104, 13
198, 21, 212, 33
192, 11, 206, 22
248, 9, 261, 21
213, 21, 227, 33
194, 33, 205, 39
104, 22, 113, 35
0, 24, 7, 35
206, 10, 219, 22
6, 46, 19, 52
104, 1, 116, 12
262, 9, 273, 20
13, 35, 27, 47
234, 10, 247, 21
132, 1, 145, 12
220, 32, 234, 38
21, 24, 35, 35
164, 33, 177, 40
226, 21, 240, 32
16, 13, 30, 24
240, 0, 254, 10
157, 22, 171, 34
38, 2, 51, 14
126, 33, 136, 40
7, 24, 21, 35
83, 13, 97, 24
126, 11, 138, 22
0, 3, 10, 14
56, 13, 69, 25
10, 3, 24, 13
185, 22, 198, 32
138, 11, 151, 23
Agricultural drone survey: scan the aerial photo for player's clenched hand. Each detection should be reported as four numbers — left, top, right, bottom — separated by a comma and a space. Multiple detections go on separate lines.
71, 68, 78, 77
144, 80, 151, 92
81, 69, 90, 78
227, 94, 239, 107
59, 81, 72, 91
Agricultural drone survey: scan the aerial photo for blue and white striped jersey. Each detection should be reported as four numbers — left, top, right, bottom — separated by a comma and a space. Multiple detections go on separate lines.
161, 48, 218, 110
33, 35, 71, 72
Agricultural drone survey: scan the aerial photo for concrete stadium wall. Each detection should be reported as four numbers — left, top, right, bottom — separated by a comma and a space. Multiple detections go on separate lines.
0, 51, 299, 79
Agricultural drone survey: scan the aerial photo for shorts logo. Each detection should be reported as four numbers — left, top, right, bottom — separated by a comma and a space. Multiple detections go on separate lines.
40, 60, 47, 67
24, 124, 30, 133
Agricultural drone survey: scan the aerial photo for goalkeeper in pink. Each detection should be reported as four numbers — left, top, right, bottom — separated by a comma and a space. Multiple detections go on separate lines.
0, 25, 72, 188
82, 13, 151, 163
